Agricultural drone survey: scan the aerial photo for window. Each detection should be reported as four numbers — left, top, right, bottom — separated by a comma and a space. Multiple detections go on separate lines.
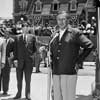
36, 2, 41, 11
59, 4, 69, 12
52, 0, 59, 11
70, 0, 77, 11
19, 0, 28, 11
35, 0, 42, 12
54, 3, 58, 11
41, 5, 51, 15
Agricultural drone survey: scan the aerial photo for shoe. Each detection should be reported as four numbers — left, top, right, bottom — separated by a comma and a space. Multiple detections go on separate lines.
26, 94, 31, 100
2, 92, 7, 95
35, 70, 41, 73
13, 95, 21, 99
26, 97, 31, 100
44, 63, 47, 67
79, 66, 83, 69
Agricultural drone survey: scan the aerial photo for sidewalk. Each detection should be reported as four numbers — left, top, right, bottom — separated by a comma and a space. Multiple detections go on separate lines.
76, 62, 95, 100
83, 62, 96, 67
0, 63, 95, 100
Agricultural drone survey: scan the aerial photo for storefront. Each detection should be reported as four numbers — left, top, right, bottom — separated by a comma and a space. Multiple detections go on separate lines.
85, 0, 96, 23
13, 0, 96, 27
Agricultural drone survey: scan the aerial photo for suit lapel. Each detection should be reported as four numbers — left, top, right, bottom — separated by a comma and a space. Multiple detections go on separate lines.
60, 26, 73, 43
51, 35, 59, 46
50, 35, 59, 53
60, 28, 68, 42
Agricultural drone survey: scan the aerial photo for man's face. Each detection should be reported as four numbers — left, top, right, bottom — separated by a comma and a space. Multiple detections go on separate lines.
57, 14, 68, 29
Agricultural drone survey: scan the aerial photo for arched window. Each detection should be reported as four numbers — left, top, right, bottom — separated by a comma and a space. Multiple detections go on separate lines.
19, 0, 28, 11
35, 0, 42, 12
70, 0, 77, 11
52, 0, 59, 11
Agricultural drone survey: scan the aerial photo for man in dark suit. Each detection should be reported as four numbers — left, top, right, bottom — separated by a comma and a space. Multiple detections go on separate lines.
50, 11, 94, 100
13, 28, 37, 100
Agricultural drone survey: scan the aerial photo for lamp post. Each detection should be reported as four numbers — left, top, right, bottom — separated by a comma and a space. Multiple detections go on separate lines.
95, 0, 100, 98
20, 17, 24, 21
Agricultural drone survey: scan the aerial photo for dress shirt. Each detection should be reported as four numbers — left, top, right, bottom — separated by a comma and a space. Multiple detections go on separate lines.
59, 28, 67, 40
23, 34, 27, 43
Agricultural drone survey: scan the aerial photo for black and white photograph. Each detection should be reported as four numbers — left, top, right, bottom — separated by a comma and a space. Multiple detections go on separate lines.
0, 0, 98, 100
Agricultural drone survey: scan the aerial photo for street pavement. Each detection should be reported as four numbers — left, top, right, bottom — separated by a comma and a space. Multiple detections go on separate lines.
0, 62, 95, 100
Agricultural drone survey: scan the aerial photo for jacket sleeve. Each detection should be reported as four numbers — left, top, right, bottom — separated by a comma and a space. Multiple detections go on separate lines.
76, 31, 94, 64
33, 36, 37, 53
13, 36, 18, 60
12, 37, 18, 60
7, 38, 15, 57
1, 39, 6, 64
7, 38, 16, 64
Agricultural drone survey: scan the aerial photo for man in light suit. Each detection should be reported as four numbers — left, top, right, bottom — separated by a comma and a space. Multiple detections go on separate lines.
0, 29, 6, 93
0, 32, 14, 95
13, 27, 37, 100
50, 11, 94, 100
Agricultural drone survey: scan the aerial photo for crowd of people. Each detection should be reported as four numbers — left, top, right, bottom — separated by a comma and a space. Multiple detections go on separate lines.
79, 17, 96, 39
0, 20, 50, 100
78, 17, 97, 68
0, 11, 96, 100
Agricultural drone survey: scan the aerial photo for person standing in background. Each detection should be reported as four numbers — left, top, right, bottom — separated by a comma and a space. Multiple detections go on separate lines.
0, 28, 7, 93
0, 30, 14, 95
50, 11, 94, 100
13, 27, 37, 100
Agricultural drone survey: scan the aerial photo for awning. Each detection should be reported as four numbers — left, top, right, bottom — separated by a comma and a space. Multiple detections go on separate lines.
59, 4, 68, 12
41, 5, 51, 15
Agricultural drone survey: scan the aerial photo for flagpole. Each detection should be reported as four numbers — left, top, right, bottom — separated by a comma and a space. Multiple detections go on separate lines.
47, 39, 52, 100
98, 1, 100, 62
47, 32, 59, 100
95, 0, 100, 97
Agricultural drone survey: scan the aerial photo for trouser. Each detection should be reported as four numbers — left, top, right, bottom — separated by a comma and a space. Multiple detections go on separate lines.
34, 53, 41, 72
0, 66, 11, 93
16, 60, 33, 98
53, 74, 77, 100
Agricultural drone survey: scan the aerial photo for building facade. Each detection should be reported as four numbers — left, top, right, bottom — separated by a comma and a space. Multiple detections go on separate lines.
13, 0, 96, 26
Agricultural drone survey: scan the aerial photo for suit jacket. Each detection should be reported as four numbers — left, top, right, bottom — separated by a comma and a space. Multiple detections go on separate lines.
50, 25, 94, 75
0, 37, 6, 64
14, 34, 36, 69
5, 38, 15, 67
0, 37, 6, 73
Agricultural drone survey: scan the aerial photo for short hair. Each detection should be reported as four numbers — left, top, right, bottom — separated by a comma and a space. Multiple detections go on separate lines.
57, 10, 70, 19
80, 20, 87, 27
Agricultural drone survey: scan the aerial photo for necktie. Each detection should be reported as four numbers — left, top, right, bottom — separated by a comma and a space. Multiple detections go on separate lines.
57, 32, 60, 41
23, 34, 26, 43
